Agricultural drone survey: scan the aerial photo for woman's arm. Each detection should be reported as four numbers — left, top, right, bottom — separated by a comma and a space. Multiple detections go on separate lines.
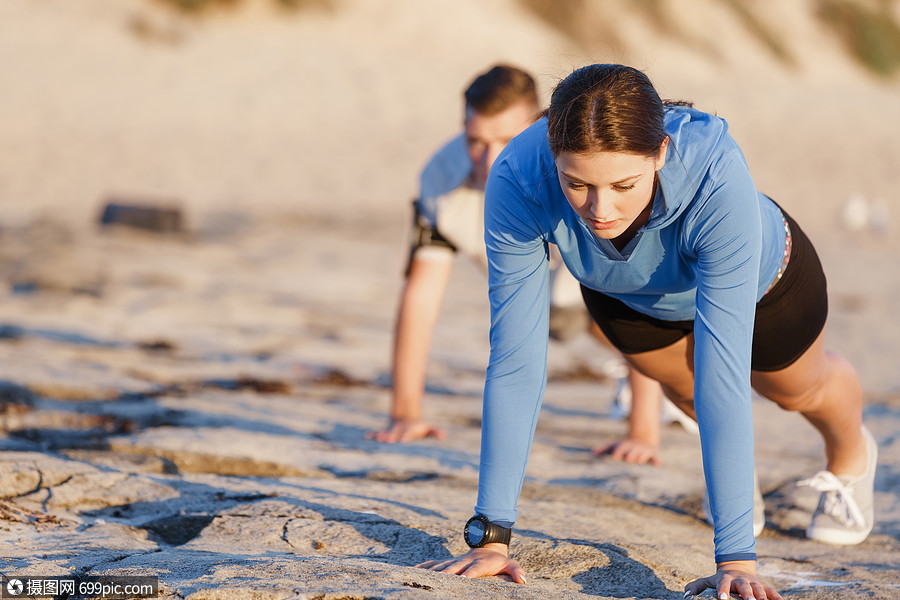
688, 150, 762, 563
420, 145, 551, 581
475, 152, 553, 526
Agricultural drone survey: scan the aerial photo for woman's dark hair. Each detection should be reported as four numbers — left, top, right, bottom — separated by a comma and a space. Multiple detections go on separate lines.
546, 64, 672, 158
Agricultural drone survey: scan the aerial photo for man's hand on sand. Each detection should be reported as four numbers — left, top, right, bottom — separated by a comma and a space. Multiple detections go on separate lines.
417, 544, 526, 584
593, 436, 662, 466
367, 419, 446, 443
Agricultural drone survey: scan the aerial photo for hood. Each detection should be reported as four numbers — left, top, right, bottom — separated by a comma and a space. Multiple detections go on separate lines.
643, 105, 731, 231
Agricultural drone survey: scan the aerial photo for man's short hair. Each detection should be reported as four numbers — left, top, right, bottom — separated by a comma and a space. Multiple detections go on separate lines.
464, 64, 538, 116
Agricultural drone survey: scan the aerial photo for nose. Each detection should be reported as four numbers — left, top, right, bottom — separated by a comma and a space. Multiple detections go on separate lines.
586, 189, 613, 219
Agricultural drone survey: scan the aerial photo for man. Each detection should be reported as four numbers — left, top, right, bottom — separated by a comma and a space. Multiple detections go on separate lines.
370, 64, 540, 443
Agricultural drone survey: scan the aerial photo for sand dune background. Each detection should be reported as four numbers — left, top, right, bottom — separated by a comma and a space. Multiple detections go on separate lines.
1, 1, 899, 598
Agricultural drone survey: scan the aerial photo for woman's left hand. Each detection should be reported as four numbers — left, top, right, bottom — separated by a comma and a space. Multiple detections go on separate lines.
684, 560, 783, 600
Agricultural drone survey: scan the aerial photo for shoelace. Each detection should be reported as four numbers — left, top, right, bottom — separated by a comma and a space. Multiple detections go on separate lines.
797, 471, 864, 527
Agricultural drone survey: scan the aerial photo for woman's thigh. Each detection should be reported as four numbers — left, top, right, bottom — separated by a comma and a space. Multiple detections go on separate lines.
623, 327, 833, 411
750, 328, 829, 408
626, 328, 832, 420
623, 334, 696, 412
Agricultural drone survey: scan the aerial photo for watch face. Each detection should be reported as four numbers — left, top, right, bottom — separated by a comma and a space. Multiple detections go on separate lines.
466, 519, 485, 545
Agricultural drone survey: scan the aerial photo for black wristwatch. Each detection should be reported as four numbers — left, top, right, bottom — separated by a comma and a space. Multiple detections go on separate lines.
464, 514, 511, 548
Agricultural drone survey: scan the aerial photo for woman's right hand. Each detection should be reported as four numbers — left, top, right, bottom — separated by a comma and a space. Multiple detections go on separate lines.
685, 560, 784, 600
416, 543, 527, 583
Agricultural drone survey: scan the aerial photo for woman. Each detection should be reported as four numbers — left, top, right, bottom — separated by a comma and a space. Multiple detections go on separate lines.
418, 64, 877, 600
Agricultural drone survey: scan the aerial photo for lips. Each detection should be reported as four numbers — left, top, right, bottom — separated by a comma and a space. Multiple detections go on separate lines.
589, 218, 618, 230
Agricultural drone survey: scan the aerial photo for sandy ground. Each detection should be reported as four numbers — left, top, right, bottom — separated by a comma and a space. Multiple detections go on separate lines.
1, 0, 899, 598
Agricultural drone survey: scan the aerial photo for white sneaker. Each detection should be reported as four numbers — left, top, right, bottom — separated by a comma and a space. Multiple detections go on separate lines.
703, 471, 765, 537
799, 426, 877, 545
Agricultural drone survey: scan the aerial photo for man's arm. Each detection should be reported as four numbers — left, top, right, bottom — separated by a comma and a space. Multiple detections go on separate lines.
369, 255, 453, 443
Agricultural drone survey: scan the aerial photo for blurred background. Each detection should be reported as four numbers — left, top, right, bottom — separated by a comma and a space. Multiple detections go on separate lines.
0, 0, 898, 396
2, 0, 899, 224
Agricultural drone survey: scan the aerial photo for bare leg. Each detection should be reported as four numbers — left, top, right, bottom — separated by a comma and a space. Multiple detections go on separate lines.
627, 368, 663, 447
621, 328, 867, 477
589, 335, 695, 465
589, 323, 670, 465
751, 329, 866, 476
589, 322, 668, 418
623, 334, 696, 420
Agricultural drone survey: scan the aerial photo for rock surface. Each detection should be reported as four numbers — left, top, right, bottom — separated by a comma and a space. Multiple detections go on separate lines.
0, 217, 898, 599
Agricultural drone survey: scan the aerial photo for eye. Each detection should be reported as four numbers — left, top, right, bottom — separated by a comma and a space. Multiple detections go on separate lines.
612, 183, 636, 192
567, 182, 586, 191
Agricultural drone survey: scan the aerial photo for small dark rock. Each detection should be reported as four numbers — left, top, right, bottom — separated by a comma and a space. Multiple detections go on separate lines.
100, 201, 184, 233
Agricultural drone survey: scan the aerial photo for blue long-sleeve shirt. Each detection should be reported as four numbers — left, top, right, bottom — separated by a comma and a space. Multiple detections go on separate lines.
475, 106, 786, 563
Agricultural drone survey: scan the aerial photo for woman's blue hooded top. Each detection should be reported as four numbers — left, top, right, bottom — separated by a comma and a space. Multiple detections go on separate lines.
477, 105, 786, 562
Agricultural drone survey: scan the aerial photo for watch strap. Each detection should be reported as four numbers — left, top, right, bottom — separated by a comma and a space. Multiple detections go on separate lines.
464, 514, 511, 547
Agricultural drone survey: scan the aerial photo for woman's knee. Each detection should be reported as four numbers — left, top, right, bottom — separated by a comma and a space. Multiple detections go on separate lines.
766, 383, 826, 413
753, 351, 858, 414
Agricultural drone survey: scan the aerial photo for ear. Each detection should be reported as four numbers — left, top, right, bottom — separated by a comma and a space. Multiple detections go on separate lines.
654, 136, 669, 171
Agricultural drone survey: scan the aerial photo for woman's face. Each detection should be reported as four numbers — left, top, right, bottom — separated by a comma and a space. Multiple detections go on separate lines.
556, 140, 667, 242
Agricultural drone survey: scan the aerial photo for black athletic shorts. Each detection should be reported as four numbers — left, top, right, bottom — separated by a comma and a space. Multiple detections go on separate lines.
580, 208, 828, 372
